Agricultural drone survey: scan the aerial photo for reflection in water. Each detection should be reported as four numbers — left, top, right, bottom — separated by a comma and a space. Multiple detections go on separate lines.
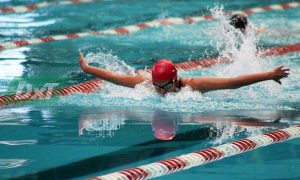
79, 109, 180, 140
4, 106, 298, 146
0, 159, 27, 169
78, 109, 299, 142
79, 112, 126, 138
152, 111, 178, 140
0, 140, 37, 146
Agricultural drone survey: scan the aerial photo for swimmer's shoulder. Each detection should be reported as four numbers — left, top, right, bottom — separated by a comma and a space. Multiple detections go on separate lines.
135, 70, 151, 81
180, 77, 193, 87
180, 77, 206, 92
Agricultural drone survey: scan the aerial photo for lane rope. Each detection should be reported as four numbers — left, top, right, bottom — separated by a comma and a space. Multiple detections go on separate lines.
260, 43, 300, 57
0, 1, 299, 52
90, 125, 300, 180
0, 79, 102, 106
138, 42, 300, 73
0, 42, 299, 106
0, 0, 97, 14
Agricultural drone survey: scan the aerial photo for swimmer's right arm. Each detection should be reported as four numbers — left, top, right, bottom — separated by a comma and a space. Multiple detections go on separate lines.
79, 53, 146, 88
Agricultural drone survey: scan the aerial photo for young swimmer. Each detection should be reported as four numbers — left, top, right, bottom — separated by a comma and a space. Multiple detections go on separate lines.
79, 53, 289, 95
229, 14, 248, 33
229, 14, 266, 33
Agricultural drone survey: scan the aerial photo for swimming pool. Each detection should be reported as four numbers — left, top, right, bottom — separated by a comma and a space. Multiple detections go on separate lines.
0, 0, 300, 179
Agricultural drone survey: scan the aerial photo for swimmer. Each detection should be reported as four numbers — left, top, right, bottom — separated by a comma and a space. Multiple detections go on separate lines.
79, 53, 289, 95
229, 14, 266, 33
229, 14, 248, 33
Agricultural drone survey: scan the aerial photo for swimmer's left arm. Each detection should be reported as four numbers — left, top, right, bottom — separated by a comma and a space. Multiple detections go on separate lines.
186, 66, 290, 93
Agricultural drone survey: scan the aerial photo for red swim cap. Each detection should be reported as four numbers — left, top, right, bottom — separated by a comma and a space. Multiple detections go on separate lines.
152, 59, 177, 82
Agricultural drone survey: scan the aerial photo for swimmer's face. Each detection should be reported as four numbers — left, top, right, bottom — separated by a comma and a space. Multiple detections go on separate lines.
153, 79, 177, 95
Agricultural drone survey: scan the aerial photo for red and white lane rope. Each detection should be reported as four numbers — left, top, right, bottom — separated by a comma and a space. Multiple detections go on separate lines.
260, 43, 300, 57
90, 125, 300, 180
1, 42, 300, 107
0, 0, 96, 14
0, 1, 299, 52
136, 57, 231, 75
137, 42, 300, 73
0, 79, 102, 106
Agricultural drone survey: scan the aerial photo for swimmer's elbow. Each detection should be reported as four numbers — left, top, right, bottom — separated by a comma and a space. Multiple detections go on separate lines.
112, 75, 146, 88
226, 78, 248, 89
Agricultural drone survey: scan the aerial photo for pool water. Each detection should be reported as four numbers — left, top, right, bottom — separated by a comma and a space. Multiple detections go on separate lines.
0, 0, 300, 179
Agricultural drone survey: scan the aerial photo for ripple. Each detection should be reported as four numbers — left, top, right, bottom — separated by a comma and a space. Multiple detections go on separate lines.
0, 140, 37, 146
0, 159, 28, 169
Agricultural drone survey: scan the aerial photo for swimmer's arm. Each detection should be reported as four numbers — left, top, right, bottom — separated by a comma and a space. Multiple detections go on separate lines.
186, 66, 290, 93
79, 53, 146, 88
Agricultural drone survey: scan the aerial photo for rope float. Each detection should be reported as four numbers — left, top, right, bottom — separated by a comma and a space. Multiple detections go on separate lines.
138, 42, 300, 73
90, 125, 300, 180
0, 1, 299, 52
136, 57, 231, 75
0, 79, 102, 106
0, 42, 300, 107
0, 0, 96, 14
260, 43, 300, 57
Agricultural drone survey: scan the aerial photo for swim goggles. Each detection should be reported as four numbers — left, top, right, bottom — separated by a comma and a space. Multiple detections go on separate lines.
153, 79, 176, 90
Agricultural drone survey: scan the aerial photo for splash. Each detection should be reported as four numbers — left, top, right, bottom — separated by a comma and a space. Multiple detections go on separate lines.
210, 6, 264, 76
206, 6, 285, 100
85, 49, 136, 75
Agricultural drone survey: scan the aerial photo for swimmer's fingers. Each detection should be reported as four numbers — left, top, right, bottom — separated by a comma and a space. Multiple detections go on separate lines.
79, 53, 88, 64
283, 72, 290, 77
274, 66, 290, 76
282, 68, 290, 71
277, 65, 284, 70
273, 67, 290, 84
275, 79, 282, 85
277, 65, 290, 70
281, 68, 290, 77
79, 53, 89, 72
282, 68, 290, 74
79, 52, 84, 61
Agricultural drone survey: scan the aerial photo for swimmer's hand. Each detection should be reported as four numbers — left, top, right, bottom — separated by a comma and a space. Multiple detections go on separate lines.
270, 66, 290, 84
79, 53, 89, 72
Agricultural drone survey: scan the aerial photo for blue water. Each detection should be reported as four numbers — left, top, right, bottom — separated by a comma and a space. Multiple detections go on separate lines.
0, 0, 300, 179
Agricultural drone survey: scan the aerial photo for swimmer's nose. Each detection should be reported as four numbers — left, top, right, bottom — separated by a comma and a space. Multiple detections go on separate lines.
158, 88, 167, 95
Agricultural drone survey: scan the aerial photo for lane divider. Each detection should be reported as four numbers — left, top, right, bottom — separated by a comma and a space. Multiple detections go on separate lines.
0, 79, 102, 106
90, 125, 300, 180
260, 43, 300, 57
1, 42, 299, 106
137, 42, 300, 73
0, 0, 96, 14
136, 56, 231, 75
1, 1, 299, 52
